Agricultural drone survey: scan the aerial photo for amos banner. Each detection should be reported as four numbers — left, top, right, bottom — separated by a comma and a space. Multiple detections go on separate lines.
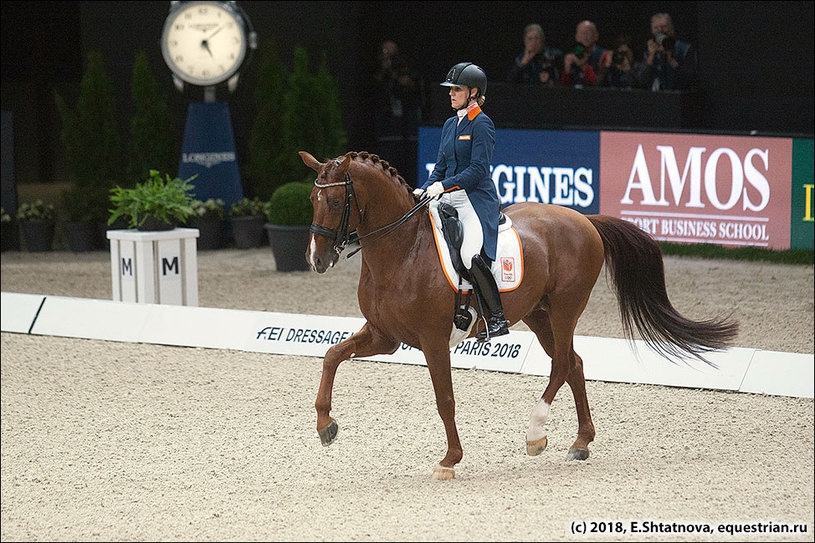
600, 132, 793, 249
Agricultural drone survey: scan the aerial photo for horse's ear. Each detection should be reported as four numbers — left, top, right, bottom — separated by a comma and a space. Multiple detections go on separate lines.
299, 151, 323, 173
337, 154, 352, 178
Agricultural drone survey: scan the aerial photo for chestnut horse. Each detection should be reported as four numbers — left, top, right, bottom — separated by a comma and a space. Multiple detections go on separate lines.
300, 150, 737, 480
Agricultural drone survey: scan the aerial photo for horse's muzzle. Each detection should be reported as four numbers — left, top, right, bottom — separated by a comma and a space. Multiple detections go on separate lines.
307, 243, 338, 274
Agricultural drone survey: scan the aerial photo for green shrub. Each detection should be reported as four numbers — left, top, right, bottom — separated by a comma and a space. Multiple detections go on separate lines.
191, 198, 226, 221
60, 186, 103, 223
229, 197, 266, 218
55, 50, 121, 222
129, 51, 178, 183
16, 200, 56, 222
1, 207, 11, 223
247, 45, 346, 200
247, 40, 287, 200
108, 170, 196, 228
281, 48, 347, 176
265, 182, 313, 226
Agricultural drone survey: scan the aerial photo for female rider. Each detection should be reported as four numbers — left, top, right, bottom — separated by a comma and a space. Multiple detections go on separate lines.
413, 62, 509, 341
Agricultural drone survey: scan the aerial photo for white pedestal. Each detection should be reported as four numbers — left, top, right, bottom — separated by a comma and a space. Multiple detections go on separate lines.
107, 228, 200, 306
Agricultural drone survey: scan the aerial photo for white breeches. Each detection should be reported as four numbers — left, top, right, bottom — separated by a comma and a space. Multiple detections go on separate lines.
439, 190, 483, 270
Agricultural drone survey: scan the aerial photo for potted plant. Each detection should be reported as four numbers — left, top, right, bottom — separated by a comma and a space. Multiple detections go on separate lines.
108, 169, 196, 231
188, 198, 225, 250
264, 182, 313, 271
229, 197, 267, 249
61, 187, 104, 252
16, 200, 56, 252
55, 50, 123, 251
128, 51, 178, 186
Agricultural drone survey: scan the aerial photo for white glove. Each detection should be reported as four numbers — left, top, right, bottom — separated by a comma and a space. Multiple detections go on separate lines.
412, 187, 425, 199
425, 181, 445, 198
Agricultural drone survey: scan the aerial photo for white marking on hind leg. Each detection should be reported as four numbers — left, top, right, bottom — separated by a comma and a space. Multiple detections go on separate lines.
526, 399, 551, 442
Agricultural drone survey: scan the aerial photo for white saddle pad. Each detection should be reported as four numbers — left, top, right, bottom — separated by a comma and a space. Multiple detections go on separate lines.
428, 202, 524, 293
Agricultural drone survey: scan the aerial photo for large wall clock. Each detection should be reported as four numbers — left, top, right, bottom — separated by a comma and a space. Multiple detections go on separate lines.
161, 1, 255, 91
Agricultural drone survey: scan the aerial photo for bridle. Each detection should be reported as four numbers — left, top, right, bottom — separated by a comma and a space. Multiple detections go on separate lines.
310, 164, 432, 259
309, 172, 362, 259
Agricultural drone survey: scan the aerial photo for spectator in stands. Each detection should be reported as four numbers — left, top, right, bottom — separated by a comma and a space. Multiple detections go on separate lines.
598, 34, 639, 89
634, 12, 697, 91
561, 20, 610, 87
371, 40, 425, 185
506, 23, 563, 87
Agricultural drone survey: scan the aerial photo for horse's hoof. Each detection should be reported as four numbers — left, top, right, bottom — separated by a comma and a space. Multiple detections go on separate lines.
318, 418, 338, 446
566, 447, 590, 461
526, 435, 548, 456
431, 465, 455, 480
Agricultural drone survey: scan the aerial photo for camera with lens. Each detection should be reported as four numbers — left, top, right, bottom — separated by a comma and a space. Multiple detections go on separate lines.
572, 43, 587, 59
654, 32, 676, 52
612, 48, 628, 66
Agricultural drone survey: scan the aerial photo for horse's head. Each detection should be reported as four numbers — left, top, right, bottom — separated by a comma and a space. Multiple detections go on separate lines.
300, 151, 360, 273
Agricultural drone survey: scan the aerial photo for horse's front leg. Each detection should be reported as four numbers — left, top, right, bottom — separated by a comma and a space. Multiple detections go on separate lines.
316, 322, 398, 446
422, 341, 462, 480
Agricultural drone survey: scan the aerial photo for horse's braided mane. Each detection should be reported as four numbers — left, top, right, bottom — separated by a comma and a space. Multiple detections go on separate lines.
344, 151, 413, 195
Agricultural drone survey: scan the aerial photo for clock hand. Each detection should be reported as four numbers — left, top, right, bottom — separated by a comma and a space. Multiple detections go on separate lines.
202, 39, 214, 58
204, 24, 225, 41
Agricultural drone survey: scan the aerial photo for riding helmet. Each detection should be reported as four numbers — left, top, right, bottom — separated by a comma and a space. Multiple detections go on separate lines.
440, 62, 487, 96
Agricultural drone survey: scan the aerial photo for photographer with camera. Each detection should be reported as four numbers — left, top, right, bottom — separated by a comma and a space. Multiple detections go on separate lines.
634, 12, 697, 91
598, 34, 638, 89
561, 20, 609, 88
370, 40, 426, 185
507, 23, 563, 87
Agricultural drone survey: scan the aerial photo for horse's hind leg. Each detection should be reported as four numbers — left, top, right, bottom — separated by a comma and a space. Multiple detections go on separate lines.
564, 350, 594, 460
522, 310, 557, 456
315, 322, 399, 446
523, 307, 595, 461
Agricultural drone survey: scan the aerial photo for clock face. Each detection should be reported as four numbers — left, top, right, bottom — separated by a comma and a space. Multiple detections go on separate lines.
161, 1, 247, 86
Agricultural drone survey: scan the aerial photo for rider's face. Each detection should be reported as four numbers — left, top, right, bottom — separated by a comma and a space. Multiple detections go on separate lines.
449, 85, 474, 109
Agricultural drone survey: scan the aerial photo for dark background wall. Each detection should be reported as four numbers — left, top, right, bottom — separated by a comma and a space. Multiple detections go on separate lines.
2, 0, 813, 188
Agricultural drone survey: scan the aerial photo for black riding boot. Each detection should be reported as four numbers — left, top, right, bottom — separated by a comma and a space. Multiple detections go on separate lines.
470, 254, 510, 342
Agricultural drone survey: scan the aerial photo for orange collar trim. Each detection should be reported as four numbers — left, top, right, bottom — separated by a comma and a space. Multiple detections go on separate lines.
467, 105, 482, 121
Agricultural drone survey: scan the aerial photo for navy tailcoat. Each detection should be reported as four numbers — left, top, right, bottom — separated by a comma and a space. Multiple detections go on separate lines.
422, 106, 499, 260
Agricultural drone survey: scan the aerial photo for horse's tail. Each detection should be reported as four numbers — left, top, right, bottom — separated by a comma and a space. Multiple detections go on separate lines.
587, 215, 738, 365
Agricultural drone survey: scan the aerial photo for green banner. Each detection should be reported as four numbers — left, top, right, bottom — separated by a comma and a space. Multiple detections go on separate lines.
790, 139, 814, 250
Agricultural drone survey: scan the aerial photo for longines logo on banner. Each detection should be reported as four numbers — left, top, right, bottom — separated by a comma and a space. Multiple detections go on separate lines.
181, 152, 236, 169
491, 164, 594, 207
600, 133, 793, 249
423, 163, 596, 209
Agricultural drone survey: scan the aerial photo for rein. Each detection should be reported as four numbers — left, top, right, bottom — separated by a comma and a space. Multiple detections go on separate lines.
311, 172, 432, 259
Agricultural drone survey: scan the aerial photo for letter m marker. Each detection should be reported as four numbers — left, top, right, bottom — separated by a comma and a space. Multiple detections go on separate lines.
162, 256, 179, 276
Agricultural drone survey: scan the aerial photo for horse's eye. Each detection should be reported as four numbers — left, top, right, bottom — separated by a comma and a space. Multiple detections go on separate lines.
328, 199, 342, 209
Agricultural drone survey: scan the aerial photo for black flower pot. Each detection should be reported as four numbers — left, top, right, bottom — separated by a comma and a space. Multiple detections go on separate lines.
189, 217, 224, 250
20, 219, 55, 252
265, 223, 311, 271
137, 215, 175, 231
231, 215, 266, 249
64, 221, 97, 252
1, 221, 20, 252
